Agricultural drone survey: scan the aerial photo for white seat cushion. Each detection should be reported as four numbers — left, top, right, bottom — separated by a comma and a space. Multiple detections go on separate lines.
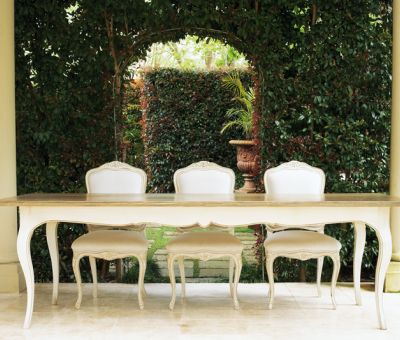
166, 232, 244, 254
72, 230, 149, 255
264, 230, 341, 254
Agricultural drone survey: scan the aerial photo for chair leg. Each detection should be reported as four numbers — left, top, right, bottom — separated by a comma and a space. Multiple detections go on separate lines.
330, 254, 341, 310
353, 221, 366, 306
46, 221, 59, 305
140, 255, 147, 299
141, 283, 147, 298
316, 226, 325, 298
137, 254, 147, 310
72, 256, 83, 309
266, 254, 275, 310
139, 226, 148, 299
178, 256, 186, 298
168, 254, 177, 310
229, 257, 235, 297
139, 255, 147, 299
89, 256, 98, 298
317, 256, 324, 297
232, 255, 242, 310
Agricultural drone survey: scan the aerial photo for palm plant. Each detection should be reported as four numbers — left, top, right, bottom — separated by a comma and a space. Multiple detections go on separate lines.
220, 72, 255, 139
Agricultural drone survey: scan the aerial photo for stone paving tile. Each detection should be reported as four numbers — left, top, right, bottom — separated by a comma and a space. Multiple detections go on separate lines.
2, 283, 400, 339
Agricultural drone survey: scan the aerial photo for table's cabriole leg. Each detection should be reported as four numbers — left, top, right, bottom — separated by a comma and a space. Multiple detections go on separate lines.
371, 216, 392, 330
353, 221, 366, 306
17, 213, 38, 329
46, 222, 59, 305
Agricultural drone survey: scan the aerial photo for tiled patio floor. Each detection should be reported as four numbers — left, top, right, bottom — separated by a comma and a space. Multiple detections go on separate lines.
1, 282, 400, 339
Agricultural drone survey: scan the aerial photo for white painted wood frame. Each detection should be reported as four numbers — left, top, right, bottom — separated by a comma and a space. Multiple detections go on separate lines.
0, 193, 396, 329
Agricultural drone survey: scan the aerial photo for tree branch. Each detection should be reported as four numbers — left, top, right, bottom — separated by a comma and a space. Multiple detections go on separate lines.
311, 3, 317, 25
104, 11, 121, 75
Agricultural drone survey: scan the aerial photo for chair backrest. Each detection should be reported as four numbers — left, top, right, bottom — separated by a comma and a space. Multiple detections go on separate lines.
264, 161, 325, 195
174, 161, 235, 194
86, 161, 147, 194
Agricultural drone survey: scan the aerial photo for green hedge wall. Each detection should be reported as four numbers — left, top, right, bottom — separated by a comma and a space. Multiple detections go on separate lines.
260, 2, 391, 194
142, 69, 251, 192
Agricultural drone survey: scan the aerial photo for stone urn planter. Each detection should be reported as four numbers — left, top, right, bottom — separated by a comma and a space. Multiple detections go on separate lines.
229, 139, 258, 193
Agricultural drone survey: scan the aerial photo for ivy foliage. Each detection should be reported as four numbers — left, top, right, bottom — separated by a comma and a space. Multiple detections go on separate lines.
15, 0, 392, 282
259, 1, 391, 194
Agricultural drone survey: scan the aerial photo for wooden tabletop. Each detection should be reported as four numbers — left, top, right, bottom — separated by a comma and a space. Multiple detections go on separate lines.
1, 193, 400, 207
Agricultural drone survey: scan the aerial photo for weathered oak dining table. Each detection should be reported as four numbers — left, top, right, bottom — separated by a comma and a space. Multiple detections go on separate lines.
1, 192, 399, 329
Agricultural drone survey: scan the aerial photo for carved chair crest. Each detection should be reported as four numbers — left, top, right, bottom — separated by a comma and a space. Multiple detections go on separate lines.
85, 161, 147, 194
174, 161, 235, 194
263, 160, 325, 195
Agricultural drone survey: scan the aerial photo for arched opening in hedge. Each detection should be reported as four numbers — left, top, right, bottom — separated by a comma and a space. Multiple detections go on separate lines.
106, 30, 263, 191
121, 36, 253, 191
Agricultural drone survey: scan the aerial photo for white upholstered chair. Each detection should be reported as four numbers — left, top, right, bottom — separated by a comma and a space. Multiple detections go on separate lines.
71, 161, 148, 309
263, 160, 341, 309
166, 161, 244, 310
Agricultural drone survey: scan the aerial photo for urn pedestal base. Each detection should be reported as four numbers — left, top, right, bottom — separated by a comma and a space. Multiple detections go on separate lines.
235, 173, 257, 193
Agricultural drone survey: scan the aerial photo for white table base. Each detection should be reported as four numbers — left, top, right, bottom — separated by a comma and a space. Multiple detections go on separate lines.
18, 205, 391, 329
